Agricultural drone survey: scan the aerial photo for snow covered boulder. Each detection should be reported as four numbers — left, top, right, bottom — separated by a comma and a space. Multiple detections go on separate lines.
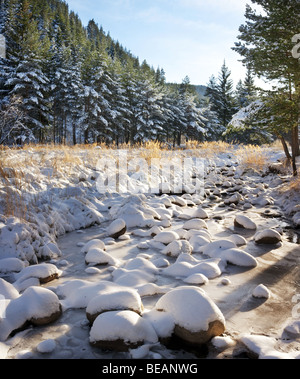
0, 286, 62, 341
14, 263, 62, 292
183, 273, 209, 285
86, 287, 143, 324
155, 286, 225, 346
222, 248, 258, 268
80, 239, 106, 254
224, 193, 243, 206
107, 219, 127, 239
89, 310, 158, 352
254, 229, 282, 245
153, 231, 180, 245
183, 219, 208, 230
189, 235, 211, 253
0, 278, 19, 299
85, 248, 119, 267
0, 258, 26, 274
252, 284, 271, 299
201, 240, 236, 258
192, 207, 209, 219
234, 215, 257, 230
228, 234, 247, 247
108, 195, 160, 228
162, 240, 192, 258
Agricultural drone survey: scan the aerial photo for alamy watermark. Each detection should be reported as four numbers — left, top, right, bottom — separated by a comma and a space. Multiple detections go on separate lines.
96, 151, 205, 195
0, 34, 6, 59
292, 34, 300, 59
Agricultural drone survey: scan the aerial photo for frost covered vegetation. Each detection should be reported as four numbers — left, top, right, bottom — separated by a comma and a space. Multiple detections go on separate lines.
0, 0, 300, 360
0, 143, 299, 359
0, 0, 216, 146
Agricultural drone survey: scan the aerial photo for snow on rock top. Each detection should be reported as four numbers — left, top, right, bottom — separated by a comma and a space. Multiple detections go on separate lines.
252, 284, 271, 299
222, 248, 258, 268
108, 195, 160, 228
0, 278, 19, 299
80, 239, 106, 254
13, 263, 62, 292
56, 280, 123, 310
183, 219, 208, 230
89, 310, 158, 351
86, 286, 143, 324
85, 248, 119, 267
234, 215, 257, 230
37, 339, 56, 354
106, 219, 127, 239
0, 286, 62, 341
201, 240, 237, 257
0, 258, 26, 274
254, 229, 282, 245
162, 240, 193, 257
155, 286, 225, 344
153, 231, 180, 245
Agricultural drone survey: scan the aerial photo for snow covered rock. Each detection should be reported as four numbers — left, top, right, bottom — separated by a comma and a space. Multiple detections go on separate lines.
107, 219, 127, 239
201, 240, 236, 258
143, 309, 175, 340
56, 280, 124, 310
0, 258, 26, 274
112, 268, 155, 287
228, 234, 247, 247
222, 248, 258, 268
284, 321, 300, 338
192, 207, 209, 219
183, 219, 208, 230
162, 240, 192, 258
240, 334, 291, 359
155, 286, 225, 346
224, 193, 243, 206
14, 263, 62, 291
123, 257, 157, 274
89, 310, 158, 352
37, 339, 56, 354
252, 284, 271, 299
183, 273, 209, 285
234, 215, 257, 230
85, 248, 119, 267
80, 239, 106, 254
189, 235, 211, 253
153, 231, 180, 245
0, 278, 19, 299
86, 287, 143, 324
0, 286, 62, 341
108, 195, 160, 228
171, 196, 187, 207
254, 229, 282, 245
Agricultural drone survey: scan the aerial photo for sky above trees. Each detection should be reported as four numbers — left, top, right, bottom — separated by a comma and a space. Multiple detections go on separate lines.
65, 0, 258, 86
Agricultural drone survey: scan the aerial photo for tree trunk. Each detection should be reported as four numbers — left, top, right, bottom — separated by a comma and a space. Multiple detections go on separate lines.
84, 128, 89, 144
276, 132, 292, 160
73, 123, 77, 146
292, 125, 300, 157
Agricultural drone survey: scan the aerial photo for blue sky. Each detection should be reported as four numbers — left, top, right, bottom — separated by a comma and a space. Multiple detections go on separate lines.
65, 0, 258, 86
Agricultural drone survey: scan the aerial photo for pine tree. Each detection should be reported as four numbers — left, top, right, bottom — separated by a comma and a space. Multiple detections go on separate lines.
233, 0, 300, 174
6, 0, 51, 142
206, 63, 237, 136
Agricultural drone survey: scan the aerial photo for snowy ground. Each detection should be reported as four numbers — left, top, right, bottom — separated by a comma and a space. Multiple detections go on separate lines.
0, 145, 299, 359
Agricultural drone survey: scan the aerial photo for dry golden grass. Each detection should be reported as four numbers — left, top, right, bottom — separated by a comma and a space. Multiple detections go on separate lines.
280, 175, 300, 194
184, 140, 234, 158
236, 145, 270, 172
